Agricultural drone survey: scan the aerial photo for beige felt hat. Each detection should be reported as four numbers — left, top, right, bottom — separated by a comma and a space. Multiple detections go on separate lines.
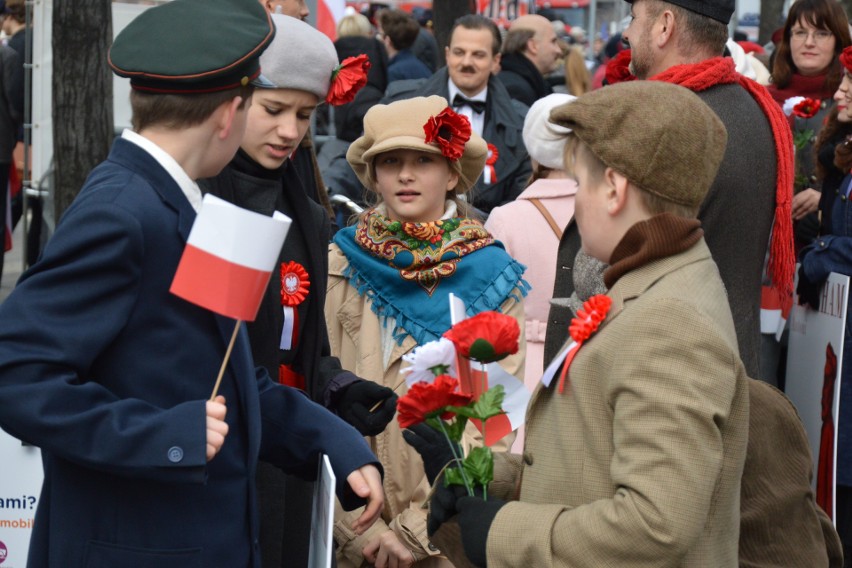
550, 81, 727, 208
347, 95, 488, 193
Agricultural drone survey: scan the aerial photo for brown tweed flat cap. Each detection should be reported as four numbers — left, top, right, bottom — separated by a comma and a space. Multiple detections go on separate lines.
549, 81, 727, 208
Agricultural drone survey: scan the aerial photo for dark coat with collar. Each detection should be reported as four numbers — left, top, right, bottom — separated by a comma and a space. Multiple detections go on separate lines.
384, 67, 532, 215
497, 52, 552, 109
0, 139, 377, 567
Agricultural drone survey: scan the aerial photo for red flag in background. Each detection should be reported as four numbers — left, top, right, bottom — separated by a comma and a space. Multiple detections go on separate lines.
316, 0, 345, 41
170, 194, 291, 322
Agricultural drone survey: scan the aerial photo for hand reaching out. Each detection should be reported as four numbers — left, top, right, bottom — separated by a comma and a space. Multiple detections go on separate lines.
347, 464, 385, 534
792, 188, 820, 221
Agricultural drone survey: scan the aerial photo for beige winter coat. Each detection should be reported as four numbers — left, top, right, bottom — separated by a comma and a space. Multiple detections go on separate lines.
326, 243, 526, 567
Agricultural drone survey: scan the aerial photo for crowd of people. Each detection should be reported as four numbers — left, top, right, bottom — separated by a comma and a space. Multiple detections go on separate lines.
0, 0, 851, 566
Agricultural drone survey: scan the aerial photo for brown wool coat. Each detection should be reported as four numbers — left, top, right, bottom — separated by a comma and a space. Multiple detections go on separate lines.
488, 239, 749, 567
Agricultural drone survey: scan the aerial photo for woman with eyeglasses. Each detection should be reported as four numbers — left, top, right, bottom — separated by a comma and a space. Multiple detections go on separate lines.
768, 0, 851, 250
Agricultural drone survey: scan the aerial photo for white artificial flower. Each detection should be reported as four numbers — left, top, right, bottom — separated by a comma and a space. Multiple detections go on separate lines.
783, 96, 806, 117
401, 338, 457, 387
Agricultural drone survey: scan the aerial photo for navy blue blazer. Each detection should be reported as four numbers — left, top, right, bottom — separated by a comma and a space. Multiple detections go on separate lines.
0, 139, 377, 567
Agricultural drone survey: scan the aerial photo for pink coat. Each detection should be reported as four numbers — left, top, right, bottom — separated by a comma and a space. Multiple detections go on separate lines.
485, 178, 577, 451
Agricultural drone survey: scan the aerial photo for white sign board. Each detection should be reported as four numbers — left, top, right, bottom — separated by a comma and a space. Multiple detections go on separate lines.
0, 430, 42, 568
786, 271, 848, 523
307, 454, 335, 568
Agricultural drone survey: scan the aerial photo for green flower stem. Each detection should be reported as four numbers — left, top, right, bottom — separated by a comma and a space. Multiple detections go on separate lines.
437, 419, 474, 496
479, 361, 487, 454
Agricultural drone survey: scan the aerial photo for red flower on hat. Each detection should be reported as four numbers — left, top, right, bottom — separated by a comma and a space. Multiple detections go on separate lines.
605, 49, 635, 86
424, 107, 471, 161
326, 54, 371, 106
397, 374, 474, 429
792, 98, 821, 120
443, 311, 520, 364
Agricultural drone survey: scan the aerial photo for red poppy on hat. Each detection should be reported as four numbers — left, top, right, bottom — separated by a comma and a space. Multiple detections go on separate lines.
423, 107, 471, 162
326, 54, 371, 106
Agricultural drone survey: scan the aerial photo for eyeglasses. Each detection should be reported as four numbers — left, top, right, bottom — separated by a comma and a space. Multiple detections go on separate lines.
791, 28, 834, 43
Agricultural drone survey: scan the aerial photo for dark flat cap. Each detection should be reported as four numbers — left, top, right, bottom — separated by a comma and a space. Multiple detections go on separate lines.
550, 81, 727, 208
109, 0, 274, 94
625, 0, 734, 24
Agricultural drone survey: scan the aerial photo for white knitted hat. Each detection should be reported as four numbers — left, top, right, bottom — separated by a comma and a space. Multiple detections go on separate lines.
522, 93, 576, 170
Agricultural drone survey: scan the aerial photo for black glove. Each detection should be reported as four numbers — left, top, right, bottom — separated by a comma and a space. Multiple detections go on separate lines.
336, 380, 397, 436
796, 264, 823, 310
426, 479, 470, 536
402, 422, 458, 485
457, 496, 506, 567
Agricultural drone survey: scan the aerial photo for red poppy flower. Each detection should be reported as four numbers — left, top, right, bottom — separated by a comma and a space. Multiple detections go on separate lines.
423, 107, 471, 161
326, 54, 371, 106
792, 98, 821, 120
397, 374, 473, 429
605, 49, 635, 86
443, 311, 520, 364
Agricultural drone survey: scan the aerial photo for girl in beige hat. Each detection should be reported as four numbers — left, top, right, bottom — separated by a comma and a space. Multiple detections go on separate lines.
326, 95, 528, 567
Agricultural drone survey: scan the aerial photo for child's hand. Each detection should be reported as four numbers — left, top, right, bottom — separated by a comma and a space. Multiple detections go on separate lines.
347, 465, 384, 534
205, 395, 229, 461
362, 529, 416, 568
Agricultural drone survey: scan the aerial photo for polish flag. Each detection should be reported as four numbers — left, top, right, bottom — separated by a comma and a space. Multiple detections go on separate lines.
170, 194, 291, 322
316, 0, 346, 41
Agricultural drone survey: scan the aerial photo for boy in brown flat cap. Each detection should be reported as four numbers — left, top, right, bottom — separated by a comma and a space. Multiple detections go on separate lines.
0, 1, 383, 565
411, 80, 751, 567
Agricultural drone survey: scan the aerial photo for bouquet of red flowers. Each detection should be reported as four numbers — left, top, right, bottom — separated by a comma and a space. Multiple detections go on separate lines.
783, 96, 822, 190
397, 311, 520, 498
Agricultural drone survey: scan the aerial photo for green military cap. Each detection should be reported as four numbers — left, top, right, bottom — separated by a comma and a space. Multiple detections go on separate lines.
109, 0, 275, 94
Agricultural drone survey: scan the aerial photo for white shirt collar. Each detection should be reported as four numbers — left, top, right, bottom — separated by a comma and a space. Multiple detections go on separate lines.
447, 79, 488, 104
121, 129, 203, 212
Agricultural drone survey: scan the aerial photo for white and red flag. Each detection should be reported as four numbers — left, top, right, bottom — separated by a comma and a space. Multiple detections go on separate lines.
316, 0, 346, 41
170, 193, 291, 322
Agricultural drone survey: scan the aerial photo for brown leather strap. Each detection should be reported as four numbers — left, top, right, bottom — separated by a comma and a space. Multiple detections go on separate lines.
529, 198, 563, 240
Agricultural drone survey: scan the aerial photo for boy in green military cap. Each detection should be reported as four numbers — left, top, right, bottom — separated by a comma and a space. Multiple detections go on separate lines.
0, 0, 383, 565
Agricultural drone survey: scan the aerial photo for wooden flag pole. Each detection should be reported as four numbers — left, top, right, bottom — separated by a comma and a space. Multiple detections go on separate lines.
211, 320, 242, 400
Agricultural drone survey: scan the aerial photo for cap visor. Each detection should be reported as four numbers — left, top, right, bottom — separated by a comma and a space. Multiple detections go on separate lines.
252, 73, 277, 88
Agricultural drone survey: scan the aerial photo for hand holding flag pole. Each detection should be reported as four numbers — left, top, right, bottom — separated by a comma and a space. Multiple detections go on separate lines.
169, 194, 292, 400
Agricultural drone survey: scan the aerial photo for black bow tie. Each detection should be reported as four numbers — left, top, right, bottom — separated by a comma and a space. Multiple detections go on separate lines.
452, 94, 486, 114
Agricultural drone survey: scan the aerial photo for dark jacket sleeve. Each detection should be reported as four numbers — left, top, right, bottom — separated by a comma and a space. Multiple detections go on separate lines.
0, 202, 208, 484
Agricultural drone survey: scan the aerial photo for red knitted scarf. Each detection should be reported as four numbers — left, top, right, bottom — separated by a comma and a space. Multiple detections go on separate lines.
651, 57, 795, 296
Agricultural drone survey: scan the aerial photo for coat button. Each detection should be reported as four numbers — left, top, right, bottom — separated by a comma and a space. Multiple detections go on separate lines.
523, 451, 533, 466
167, 446, 184, 463
428, 543, 438, 552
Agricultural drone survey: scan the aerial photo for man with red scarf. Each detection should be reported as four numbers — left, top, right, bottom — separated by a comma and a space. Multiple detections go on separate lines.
545, 0, 795, 384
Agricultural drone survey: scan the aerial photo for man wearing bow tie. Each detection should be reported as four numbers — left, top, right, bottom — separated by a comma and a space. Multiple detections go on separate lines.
385, 14, 531, 215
